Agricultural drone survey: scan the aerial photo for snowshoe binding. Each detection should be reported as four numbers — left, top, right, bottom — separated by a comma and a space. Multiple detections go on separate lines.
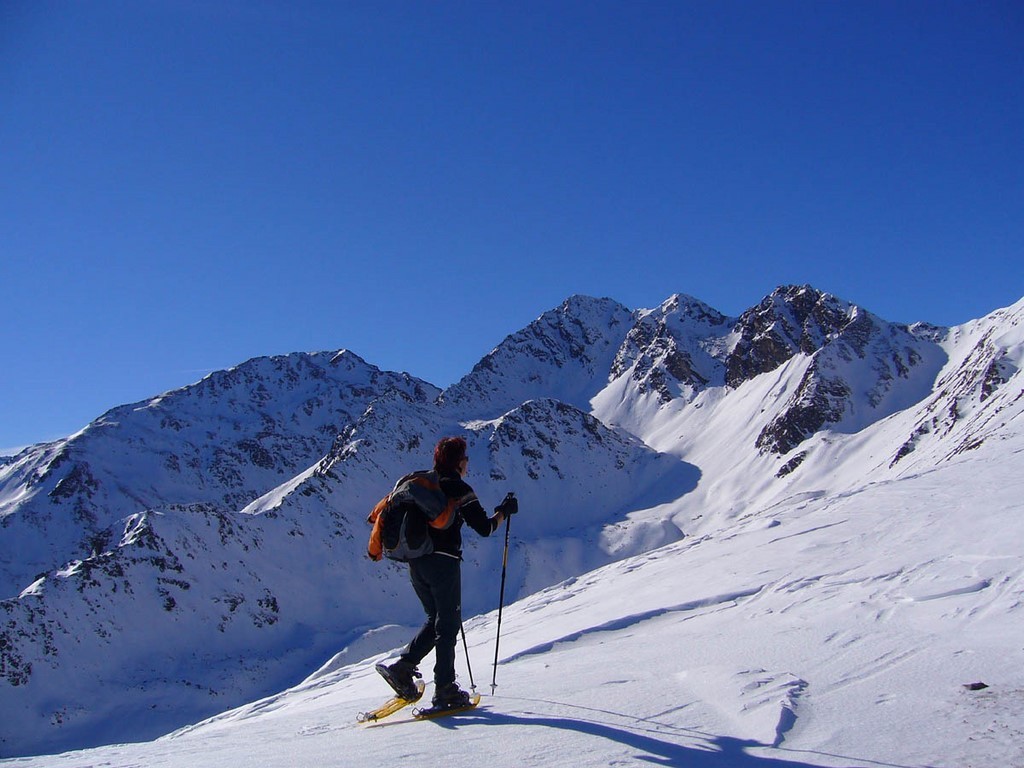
375, 660, 422, 701
412, 683, 481, 720
432, 683, 472, 709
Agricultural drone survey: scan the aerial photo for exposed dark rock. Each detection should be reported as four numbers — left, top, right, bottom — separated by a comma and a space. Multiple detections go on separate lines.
726, 285, 852, 388
757, 368, 852, 455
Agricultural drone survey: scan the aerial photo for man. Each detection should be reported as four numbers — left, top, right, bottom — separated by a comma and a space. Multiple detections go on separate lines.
377, 436, 517, 710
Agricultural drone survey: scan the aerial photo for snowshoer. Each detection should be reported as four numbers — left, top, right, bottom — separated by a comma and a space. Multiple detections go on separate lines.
377, 436, 517, 710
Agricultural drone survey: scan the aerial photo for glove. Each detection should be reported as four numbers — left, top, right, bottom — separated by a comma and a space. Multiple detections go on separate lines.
496, 492, 518, 516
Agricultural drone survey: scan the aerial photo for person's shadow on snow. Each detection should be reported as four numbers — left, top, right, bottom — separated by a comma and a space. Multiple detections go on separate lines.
420, 707, 931, 768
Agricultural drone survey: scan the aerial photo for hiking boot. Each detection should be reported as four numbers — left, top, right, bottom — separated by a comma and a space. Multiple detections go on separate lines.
431, 682, 472, 709
375, 660, 422, 700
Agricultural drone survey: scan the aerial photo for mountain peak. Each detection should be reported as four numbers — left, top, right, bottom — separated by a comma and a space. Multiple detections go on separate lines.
439, 295, 634, 417
558, 293, 626, 313
652, 293, 731, 325
724, 285, 856, 388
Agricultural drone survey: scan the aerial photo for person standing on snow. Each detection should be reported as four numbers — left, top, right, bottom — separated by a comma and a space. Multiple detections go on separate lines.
377, 436, 518, 710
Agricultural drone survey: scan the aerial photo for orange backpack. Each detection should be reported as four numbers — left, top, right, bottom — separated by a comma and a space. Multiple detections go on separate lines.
367, 471, 459, 561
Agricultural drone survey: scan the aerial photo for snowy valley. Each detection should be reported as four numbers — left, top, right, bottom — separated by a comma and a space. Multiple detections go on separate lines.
1, 285, 1022, 766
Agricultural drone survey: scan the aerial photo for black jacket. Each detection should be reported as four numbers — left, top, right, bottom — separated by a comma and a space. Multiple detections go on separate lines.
430, 471, 499, 558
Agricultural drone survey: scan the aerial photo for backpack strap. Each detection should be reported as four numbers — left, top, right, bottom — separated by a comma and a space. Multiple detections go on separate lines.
366, 493, 395, 561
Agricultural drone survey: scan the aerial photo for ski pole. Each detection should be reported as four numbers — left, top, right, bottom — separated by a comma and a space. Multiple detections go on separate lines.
490, 498, 513, 694
460, 620, 476, 693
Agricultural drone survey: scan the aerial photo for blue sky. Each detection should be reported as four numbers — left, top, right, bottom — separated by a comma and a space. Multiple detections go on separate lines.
1, 1, 1022, 452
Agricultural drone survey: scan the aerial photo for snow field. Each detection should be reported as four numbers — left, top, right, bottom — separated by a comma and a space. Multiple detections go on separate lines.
9, 431, 1022, 768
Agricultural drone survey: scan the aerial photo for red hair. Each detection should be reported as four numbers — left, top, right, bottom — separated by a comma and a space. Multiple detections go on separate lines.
433, 436, 468, 475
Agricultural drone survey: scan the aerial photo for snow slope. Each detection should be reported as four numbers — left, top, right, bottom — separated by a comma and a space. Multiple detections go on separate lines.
6, 422, 1021, 768
0, 395, 689, 757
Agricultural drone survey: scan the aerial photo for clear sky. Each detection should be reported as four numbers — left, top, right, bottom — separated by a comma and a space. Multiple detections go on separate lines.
1, 1, 1022, 452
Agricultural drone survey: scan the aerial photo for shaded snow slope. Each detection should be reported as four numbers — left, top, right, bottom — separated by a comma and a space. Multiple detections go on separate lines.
0, 395, 689, 756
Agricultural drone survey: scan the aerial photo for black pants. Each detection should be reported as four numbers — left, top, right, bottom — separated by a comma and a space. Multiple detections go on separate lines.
401, 553, 462, 688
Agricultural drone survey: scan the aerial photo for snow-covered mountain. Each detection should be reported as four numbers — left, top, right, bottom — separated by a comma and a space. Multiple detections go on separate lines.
439, 294, 637, 416
0, 351, 436, 598
1, 285, 1021, 762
